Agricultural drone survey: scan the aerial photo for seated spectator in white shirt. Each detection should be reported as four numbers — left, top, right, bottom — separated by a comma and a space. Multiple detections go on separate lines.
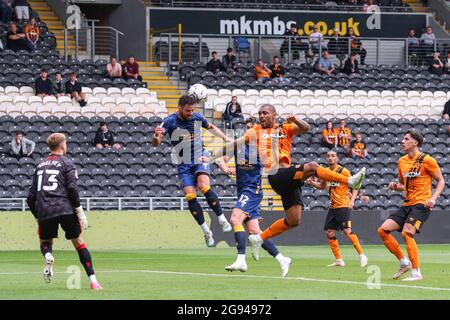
106, 56, 123, 79
309, 25, 326, 52
420, 26, 436, 56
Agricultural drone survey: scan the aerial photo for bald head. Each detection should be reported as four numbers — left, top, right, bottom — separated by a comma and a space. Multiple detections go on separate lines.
258, 104, 277, 128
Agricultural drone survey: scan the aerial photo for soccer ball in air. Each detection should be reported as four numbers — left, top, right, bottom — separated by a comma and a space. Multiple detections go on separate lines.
188, 83, 208, 103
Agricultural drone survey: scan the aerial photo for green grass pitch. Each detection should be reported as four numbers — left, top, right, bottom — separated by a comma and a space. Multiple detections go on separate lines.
1, 244, 450, 299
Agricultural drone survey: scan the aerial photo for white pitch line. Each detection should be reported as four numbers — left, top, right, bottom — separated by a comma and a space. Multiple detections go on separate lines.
2, 269, 447, 292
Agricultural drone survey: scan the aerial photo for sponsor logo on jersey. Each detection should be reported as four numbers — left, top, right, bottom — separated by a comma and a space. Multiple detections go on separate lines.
329, 182, 340, 187
404, 171, 421, 178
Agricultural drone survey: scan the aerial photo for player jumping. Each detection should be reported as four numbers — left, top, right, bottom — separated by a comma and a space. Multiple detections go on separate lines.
206, 104, 366, 261
208, 141, 292, 277
378, 130, 445, 281
306, 150, 368, 268
152, 95, 232, 247
26, 133, 102, 290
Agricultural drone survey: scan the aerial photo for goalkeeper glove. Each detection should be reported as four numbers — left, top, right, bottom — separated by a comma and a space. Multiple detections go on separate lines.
75, 206, 89, 230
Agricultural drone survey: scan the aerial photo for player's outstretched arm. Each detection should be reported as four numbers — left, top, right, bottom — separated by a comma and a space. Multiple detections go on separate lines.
208, 123, 233, 143
426, 169, 445, 209
286, 115, 310, 135
217, 156, 236, 176
349, 189, 359, 210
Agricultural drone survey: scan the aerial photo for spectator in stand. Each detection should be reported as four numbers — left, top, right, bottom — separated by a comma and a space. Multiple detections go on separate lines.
407, 28, 420, 58
442, 99, 450, 120
65, 71, 87, 107
206, 51, 223, 73
347, 27, 366, 65
254, 58, 272, 83
322, 120, 338, 149
245, 116, 256, 129
53, 71, 66, 98
327, 28, 346, 66
13, 0, 29, 23
269, 56, 289, 83
362, 0, 378, 11
429, 51, 444, 75
94, 122, 121, 151
281, 23, 309, 63
222, 96, 243, 129
317, 50, 336, 75
0, 0, 14, 24
106, 56, 123, 79
444, 51, 450, 74
34, 68, 53, 97
122, 55, 142, 82
350, 132, 370, 159
336, 119, 352, 154
24, 17, 39, 50
420, 26, 436, 58
309, 24, 326, 53
342, 52, 359, 75
10, 131, 35, 159
6, 22, 32, 52
222, 47, 237, 72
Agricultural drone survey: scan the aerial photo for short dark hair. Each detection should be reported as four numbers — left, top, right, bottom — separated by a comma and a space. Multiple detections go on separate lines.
227, 47, 233, 53
41, 68, 48, 73
212, 51, 218, 56
290, 23, 297, 28
406, 129, 424, 147
55, 71, 61, 76
16, 131, 23, 136
99, 122, 107, 127
350, 52, 357, 57
178, 95, 196, 107
273, 55, 279, 60
245, 117, 256, 124
70, 71, 77, 77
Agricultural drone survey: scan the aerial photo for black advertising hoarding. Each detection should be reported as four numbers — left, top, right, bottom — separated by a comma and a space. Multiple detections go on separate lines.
149, 8, 428, 37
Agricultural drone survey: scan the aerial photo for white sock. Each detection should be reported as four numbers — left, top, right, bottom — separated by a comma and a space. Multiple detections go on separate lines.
275, 253, 285, 263
359, 254, 366, 258
400, 256, 410, 265
236, 254, 246, 264
412, 268, 421, 277
44, 252, 53, 260
89, 274, 97, 283
200, 223, 210, 235
217, 214, 227, 225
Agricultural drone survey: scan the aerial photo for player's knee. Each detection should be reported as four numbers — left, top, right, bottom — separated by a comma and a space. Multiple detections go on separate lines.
378, 227, 389, 238
199, 185, 211, 194
326, 230, 336, 239
401, 230, 414, 239
305, 161, 319, 171
343, 228, 352, 236
230, 215, 241, 227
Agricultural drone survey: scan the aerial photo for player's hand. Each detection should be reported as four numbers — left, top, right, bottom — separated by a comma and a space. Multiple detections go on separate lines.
224, 136, 234, 143
154, 126, 165, 136
349, 201, 355, 211
424, 198, 436, 210
286, 114, 297, 124
75, 207, 89, 230
226, 167, 236, 176
388, 181, 399, 191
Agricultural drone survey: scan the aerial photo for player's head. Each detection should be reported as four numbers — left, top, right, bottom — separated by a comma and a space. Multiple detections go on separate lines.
47, 133, 67, 155
325, 150, 338, 166
178, 95, 196, 120
402, 129, 423, 152
258, 104, 276, 128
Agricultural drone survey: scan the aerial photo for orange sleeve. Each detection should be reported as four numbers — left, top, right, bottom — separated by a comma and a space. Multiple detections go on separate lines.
342, 168, 351, 178
322, 129, 327, 138
24, 26, 30, 33
347, 128, 352, 138
284, 123, 295, 138
424, 156, 440, 176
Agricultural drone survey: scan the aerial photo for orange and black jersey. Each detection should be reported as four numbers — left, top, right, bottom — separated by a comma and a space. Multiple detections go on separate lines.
397, 153, 441, 206
350, 140, 367, 156
322, 128, 337, 144
326, 165, 351, 209
336, 127, 352, 146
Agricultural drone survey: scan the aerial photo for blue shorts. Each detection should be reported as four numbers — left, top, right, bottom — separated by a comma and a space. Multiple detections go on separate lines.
177, 163, 211, 188
235, 189, 263, 221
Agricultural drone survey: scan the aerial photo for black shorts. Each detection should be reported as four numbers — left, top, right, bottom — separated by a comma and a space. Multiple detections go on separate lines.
388, 204, 430, 233
268, 165, 304, 211
38, 214, 82, 240
324, 208, 351, 231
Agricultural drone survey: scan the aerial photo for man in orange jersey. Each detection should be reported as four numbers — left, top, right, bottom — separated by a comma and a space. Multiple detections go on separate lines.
378, 130, 445, 281
204, 104, 366, 262
306, 150, 368, 267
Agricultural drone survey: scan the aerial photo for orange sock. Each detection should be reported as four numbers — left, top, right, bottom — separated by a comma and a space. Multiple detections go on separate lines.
402, 231, 420, 269
260, 218, 291, 241
346, 232, 364, 255
378, 228, 405, 260
316, 166, 349, 184
328, 237, 342, 260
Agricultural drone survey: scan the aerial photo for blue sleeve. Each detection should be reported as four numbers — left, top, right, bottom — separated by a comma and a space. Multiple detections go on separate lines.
197, 113, 211, 129
161, 117, 174, 136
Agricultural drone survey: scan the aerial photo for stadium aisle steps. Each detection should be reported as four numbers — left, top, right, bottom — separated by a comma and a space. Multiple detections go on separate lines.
29, 0, 76, 51
403, 0, 431, 12
140, 61, 183, 114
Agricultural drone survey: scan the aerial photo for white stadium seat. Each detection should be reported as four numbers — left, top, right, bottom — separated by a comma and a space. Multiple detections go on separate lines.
93, 87, 108, 98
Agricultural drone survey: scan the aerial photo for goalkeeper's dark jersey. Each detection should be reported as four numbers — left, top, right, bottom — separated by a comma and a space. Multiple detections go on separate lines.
27, 154, 81, 221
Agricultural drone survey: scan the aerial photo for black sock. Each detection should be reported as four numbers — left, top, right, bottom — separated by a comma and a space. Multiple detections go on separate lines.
76, 244, 95, 277
203, 189, 223, 217
40, 242, 52, 257
188, 198, 205, 225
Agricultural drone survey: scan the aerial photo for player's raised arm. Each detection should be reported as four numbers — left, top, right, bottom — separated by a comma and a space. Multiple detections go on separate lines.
216, 155, 236, 177
306, 177, 326, 190
152, 125, 165, 147
286, 115, 310, 135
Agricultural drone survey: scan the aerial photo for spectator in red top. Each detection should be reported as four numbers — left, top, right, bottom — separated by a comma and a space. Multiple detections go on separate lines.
122, 55, 143, 82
